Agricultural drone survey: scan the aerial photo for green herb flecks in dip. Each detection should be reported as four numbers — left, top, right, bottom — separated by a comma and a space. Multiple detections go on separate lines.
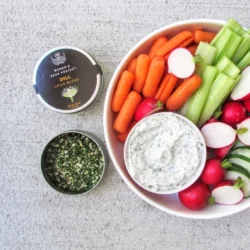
44, 133, 104, 193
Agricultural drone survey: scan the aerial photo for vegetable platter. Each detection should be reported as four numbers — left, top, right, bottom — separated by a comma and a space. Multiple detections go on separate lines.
104, 19, 250, 219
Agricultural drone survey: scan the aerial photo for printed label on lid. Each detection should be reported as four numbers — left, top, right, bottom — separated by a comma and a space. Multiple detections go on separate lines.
34, 48, 101, 111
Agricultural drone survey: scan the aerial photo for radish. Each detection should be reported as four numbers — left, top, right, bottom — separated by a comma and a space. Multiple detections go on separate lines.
211, 178, 244, 205
205, 117, 219, 124
214, 142, 235, 159
168, 48, 202, 79
178, 181, 214, 210
134, 98, 163, 122
231, 66, 250, 101
221, 101, 246, 128
237, 118, 250, 145
201, 122, 236, 148
200, 158, 231, 185
243, 99, 250, 112
203, 107, 221, 125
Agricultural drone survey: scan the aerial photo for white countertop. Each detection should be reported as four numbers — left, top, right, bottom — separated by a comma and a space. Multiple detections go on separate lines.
1, 0, 250, 249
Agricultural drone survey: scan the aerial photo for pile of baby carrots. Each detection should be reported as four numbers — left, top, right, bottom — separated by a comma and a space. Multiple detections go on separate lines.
112, 29, 216, 142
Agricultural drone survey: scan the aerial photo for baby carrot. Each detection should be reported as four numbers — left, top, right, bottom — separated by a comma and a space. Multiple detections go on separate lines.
163, 53, 171, 64
142, 56, 165, 98
112, 70, 135, 112
163, 36, 194, 61
148, 36, 168, 59
158, 74, 178, 103
117, 120, 137, 143
194, 30, 217, 43
192, 29, 201, 37
187, 45, 198, 55
133, 54, 151, 93
114, 91, 142, 133
162, 62, 169, 77
175, 78, 184, 89
127, 58, 137, 74
166, 74, 202, 111
178, 36, 193, 48
155, 74, 171, 100
156, 31, 193, 57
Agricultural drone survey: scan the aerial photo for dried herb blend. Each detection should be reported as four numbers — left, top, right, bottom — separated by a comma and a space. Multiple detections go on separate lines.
44, 133, 104, 193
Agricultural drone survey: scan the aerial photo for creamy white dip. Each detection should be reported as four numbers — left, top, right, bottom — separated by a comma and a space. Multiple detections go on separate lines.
124, 112, 206, 194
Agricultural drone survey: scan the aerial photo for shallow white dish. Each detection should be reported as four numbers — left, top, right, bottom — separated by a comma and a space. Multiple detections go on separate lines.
124, 112, 207, 194
103, 19, 250, 219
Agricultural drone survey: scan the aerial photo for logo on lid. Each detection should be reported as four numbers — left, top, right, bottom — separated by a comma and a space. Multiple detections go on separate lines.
51, 52, 66, 65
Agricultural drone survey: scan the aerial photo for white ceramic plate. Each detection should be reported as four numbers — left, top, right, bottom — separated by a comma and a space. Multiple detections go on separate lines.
103, 19, 250, 219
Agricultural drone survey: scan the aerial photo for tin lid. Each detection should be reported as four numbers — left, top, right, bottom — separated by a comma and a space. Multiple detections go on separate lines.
33, 46, 103, 113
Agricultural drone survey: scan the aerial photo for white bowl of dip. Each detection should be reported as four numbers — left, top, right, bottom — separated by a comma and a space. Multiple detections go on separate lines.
103, 19, 250, 219
124, 112, 206, 194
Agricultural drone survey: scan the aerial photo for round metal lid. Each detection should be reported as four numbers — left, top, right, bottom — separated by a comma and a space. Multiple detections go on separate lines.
33, 46, 103, 113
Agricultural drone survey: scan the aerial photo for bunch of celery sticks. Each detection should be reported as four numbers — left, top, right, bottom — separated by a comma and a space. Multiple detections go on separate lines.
183, 18, 250, 126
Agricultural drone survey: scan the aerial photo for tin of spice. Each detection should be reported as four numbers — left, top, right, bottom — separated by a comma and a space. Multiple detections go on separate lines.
33, 46, 103, 113
41, 131, 108, 195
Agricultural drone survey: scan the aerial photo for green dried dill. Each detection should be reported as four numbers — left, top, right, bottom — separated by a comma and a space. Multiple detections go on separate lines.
44, 133, 104, 193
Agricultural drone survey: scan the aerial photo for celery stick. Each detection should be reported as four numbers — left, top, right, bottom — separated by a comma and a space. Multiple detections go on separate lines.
198, 73, 235, 127
186, 65, 217, 124
177, 98, 190, 116
226, 18, 246, 36
237, 50, 250, 71
211, 27, 232, 52
211, 26, 226, 46
221, 32, 242, 59
213, 29, 242, 64
232, 33, 250, 64
216, 56, 240, 79
195, 42, 217, 65
211, 19, 246, 46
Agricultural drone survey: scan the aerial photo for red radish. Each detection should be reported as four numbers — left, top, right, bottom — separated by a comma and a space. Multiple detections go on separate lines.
200, 158, 231, 185
168, 48, 201, 78
178, 181, 213, 210
205, 117, 219, 124
201, 122, 236, 148
211, 178, 244, 205
237, 118, 250, 145
231, 66, 250, 101
221, 101, 246, 128
243, 99, 250, 112
134, 98, 163, 122
204, 107, 222, 125
214, 141, 235, 159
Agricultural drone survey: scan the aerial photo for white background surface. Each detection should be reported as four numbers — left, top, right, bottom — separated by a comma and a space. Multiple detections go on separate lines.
1, 0, 250, 249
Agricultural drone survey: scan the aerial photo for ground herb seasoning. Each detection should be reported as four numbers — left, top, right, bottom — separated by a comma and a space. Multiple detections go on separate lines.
43, 133, 104, 193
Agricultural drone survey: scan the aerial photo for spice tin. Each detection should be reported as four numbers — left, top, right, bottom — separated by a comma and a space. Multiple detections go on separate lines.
41, 130, 108, 195
33, 46, 103, 113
